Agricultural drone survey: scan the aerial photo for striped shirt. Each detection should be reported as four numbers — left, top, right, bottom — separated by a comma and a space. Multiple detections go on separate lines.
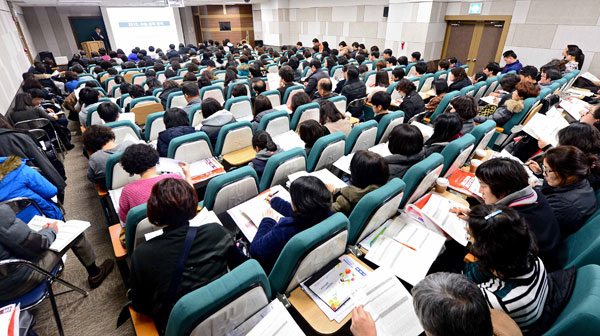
468, 258, 548, 330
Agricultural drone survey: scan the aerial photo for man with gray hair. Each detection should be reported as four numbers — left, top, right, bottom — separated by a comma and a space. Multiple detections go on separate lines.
350, 272, 521, 336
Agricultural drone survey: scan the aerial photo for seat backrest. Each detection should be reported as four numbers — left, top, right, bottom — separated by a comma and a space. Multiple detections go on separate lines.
400, 153, 444, 208
168, 132, 214, 162
328, 95, 347, 113
258, 110, 290, 137
483, 77, 499, 97
131, 102, 164, 126
268, 213, 349, 296
214, 121, 254, 156
440, 134, 476, 177
307, 132, 346, 172
187, 105, 203, 127
259, 148, 306, 192
119, 94, 131, 108
345, 120, 378, 154
260, 90, 281, 107
129, 96, 160, 110
105, 120, 142, 144
105, 151, 139, 190
203, 166, 259, 214
166, 259, 271, 336
214, 70, 226, 80
124, 203, 161, 252
226, 82, 252, 100
472, 81, 488, 104
363, 71, 377, 86
283, 85, 305, 105
418, 74, 435, 92
348, 178, 406, 245
166, 91, 187, 110
211, 79, 225, 88
266, 63, 279, 73
501, 97, 538, 135
331, 65, 344, 80
430, 91, 461, 122
152, 88, 163, 97
200, 85, 225, 105
433, 70, 447, 81
405, 63, 416, 77
224, 96, 253, 120
132, 73, 145, 86
460, 84, 475, 96
376, 111, 404, 143
468, 120, 497, 158
144, 112, 166, 142
110, 84, 121, 98
290, 102, 320, 131
543, 265, 600, 336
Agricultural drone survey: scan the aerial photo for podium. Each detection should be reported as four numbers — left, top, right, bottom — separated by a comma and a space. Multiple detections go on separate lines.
81, 41, 105, 57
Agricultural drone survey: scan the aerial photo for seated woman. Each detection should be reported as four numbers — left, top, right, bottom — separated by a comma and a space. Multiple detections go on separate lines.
118, 144, 192, 225
424, 112, 463, 155
447, 67, 471, 92
453, 158, 561, 271
199, 97, 236, 147
541, 146, 598, 237
424, 79, 448, 115
250, 176, 332, 272
251, 95, 277, 130
474, 81, 539, 127
450, 95, 478, 134
290, 91, 312, 117
299, 119, 324, 156
319, 100, 352, 136
129, 178, 241, 333
396, 78, 425, 121
159, 80, 181, 109
330, 151, 389, 216
464, 204, 572, 333
0, 156, 64, 222
248, 131, 282, 178
0, 205, 113, 301
157, 108, 196, 157
83, 125, 134, 190
367, 70, 390, 101
385, 124, 425, 179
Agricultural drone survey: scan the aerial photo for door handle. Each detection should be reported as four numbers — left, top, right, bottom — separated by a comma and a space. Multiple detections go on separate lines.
466, 58, 471, 61
473, 59, 477, 62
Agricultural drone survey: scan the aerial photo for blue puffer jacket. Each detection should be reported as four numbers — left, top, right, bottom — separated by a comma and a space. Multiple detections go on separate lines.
157, 126, 197, 157
0, 156, 63, 222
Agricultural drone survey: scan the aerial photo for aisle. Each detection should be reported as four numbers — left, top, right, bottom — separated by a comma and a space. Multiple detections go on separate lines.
31, 135, 133, 336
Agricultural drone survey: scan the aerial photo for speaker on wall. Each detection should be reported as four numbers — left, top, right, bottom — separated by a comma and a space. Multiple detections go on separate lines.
383, 6, 389, 17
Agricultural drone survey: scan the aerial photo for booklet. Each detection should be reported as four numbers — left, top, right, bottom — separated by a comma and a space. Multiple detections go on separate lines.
0, 304, 19, 336
287, 169, 347, 190
447, 169, 483, 200
28, 215, 90, 252
521, 107, 569, 147
245, 300, 305, 336
303, 255, 369, 312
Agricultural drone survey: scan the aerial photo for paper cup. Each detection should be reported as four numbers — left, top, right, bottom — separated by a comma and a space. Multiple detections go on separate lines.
473, 149, 486, 160
435, 177, 449, 193
470, 159, 483, 173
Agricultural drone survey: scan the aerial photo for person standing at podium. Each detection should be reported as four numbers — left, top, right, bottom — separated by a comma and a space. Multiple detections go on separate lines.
91, 26, 104, 42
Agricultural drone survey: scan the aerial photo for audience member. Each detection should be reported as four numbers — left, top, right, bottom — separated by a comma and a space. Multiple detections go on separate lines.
200, 98, 236, 146
448, 67, 471, 92
474, 81, 539, 127
371, 91, 391, 123
248, 131, 282, 178
319, 100, 352, 136
341, 65, 367, 117
83, 125, 133, 190
450, 95, 478, 134
385, 124, 425, 179
502, 50, 523, 73
396, 78, 425, 120
424, 112, 463, 155
304, 59, 330, 98
157, 108, 196, 157
299, 119, 324, 156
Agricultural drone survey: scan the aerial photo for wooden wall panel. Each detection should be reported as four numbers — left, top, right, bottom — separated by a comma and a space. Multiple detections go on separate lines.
193, 5, 254, 45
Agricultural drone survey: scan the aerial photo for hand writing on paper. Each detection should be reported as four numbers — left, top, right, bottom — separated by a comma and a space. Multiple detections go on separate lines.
263, 208, 278, 221
450, 207, 471, 221
178, 162, 193, 185
265, 193, 276, 203
525, 161, 542, 174
325, 183, 335, 193
44, 221, 59, 233
350, 305, 377, 336
537, 139, 549, 149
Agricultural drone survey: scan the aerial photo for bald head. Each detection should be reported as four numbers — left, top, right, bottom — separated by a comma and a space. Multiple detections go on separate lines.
318, 78, 332, 96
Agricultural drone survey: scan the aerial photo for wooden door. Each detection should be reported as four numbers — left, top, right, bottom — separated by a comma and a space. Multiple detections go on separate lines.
443, 22, 476, 69
472, 22, 504, 72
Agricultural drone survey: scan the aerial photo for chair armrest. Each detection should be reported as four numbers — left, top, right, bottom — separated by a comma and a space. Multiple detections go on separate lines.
96, 184, 108, 198
109, 224, 127, 260
495, 127, 504, 133
129, 307, 159, 336
423, 117, 431, 123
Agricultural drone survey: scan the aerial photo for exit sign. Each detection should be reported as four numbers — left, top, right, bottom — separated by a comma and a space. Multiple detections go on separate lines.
469, 3, 482, 14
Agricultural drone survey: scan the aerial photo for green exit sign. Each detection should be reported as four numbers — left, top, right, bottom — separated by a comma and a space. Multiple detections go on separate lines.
469, 3, 482, 14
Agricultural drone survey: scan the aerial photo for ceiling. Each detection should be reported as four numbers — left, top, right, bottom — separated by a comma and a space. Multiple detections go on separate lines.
11, 0, 258, 6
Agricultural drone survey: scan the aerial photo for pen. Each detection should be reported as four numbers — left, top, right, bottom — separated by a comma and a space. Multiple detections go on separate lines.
398, 241, 417, 251
271, 190, 279, 196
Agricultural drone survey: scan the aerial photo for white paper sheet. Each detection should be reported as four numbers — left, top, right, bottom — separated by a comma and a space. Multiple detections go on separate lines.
420, 193, 469, 246
28, 216, 91, 252
350, 268, 424, 336
156, 157, 184, 177
521, 108, 569, 147
272, 130, 305, 151
226, 185, 291, 242
560, 97, 590, 120
333, 142, 392, 174
0, 303, 19, 336
245, 300, 305, 336
273, 104, 293, 115
363, 215, 446, 286
410, 121, 434, 138
479, 95, 500, 106
287, 170, 347, 189
189, 158, 223, 179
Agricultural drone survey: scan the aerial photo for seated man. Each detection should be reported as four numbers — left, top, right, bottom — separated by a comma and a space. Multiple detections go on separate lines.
371, 91, 391, 123
304, 59, 330, 99
0, 204, 114, 301
391, 67, 405, 82
350, 272, 522, 336
520, 65, 538, 85
502, 50, 523, 74
277, 65, 296, 99
314, 78, 338, 101
539, 68, 561, 88
483, 62, 500, 80
83, 125, 134, 190
411, 51, 422, 63
438, 60, 450, 71
182, 84, 202, 114
414, 62, 427, 78
252, 79, 266, 96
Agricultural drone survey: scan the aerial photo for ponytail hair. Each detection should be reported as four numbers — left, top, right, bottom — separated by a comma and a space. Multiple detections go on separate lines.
252, 130, 277, 151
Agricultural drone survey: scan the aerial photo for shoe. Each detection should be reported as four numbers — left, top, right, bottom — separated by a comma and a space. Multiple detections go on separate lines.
65, 143, 75, 151
88, 259, 115, 289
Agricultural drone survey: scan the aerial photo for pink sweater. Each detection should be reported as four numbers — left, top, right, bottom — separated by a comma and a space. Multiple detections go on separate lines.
118, 173, 182, 224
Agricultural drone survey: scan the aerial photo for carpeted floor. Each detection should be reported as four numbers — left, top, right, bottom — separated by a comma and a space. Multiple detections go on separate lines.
30, 135, 133, 336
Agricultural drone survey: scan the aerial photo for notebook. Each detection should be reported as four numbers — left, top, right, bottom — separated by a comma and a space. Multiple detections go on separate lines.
28, 216, 91, 252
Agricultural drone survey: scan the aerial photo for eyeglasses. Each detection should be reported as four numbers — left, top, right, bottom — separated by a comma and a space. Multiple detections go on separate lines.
542, 165, 553, 176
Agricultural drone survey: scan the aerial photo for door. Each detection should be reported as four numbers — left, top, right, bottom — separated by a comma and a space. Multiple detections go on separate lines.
444, 22, 476, 69
442, 16, 511, 76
